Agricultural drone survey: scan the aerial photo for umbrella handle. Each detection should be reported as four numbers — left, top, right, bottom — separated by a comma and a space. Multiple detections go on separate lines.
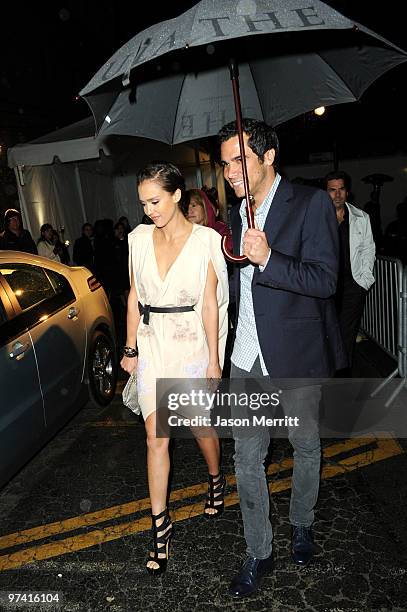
221, 58, 255, 262
221, 234, 246, 262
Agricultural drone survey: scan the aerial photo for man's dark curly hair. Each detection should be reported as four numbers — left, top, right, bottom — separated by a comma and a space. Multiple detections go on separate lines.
324, 170, 351, 191
218, 118, 279, 164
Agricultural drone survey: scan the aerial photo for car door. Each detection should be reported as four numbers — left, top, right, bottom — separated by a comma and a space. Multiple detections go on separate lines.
0, 275, 45, 488
0, 263, 87, 429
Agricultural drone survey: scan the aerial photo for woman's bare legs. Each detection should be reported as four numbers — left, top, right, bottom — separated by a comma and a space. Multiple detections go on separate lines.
145, 411, 171, 570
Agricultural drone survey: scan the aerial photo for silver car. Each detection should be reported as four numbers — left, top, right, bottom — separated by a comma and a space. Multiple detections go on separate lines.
0, 251, 118, 488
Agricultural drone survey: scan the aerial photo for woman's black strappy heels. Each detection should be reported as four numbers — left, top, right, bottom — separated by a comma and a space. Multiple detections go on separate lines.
204, 472, 226, 519
147, 508, 173, 575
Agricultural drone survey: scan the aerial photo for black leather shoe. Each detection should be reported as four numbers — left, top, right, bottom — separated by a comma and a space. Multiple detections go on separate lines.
228, 554, 273, 598
291, 525, 316, 566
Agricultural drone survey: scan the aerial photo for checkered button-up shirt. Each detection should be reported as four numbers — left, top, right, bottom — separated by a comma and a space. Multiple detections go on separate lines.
231, 173, 281, 374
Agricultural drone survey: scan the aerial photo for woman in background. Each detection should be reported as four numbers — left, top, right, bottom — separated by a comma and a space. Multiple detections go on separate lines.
187, 188, 233, 252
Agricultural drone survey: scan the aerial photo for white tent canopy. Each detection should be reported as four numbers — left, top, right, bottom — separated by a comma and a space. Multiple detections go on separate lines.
7, 117, 224, 255
8, 118, 106, 167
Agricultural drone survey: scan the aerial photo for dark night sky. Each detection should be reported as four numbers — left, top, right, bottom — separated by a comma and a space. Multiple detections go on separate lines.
1, 1, 406, 165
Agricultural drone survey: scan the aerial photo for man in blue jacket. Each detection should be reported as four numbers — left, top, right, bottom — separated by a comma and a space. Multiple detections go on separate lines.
218, 119, 345, 598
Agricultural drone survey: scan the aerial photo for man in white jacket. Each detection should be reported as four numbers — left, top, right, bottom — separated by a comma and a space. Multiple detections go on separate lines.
325, 171, 375, 370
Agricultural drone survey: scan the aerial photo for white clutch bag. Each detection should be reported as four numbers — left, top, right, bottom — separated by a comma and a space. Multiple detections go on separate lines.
122, 371, 141, 415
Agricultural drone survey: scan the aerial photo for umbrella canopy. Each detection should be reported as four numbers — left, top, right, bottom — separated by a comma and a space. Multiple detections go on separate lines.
80, 0, 407, 145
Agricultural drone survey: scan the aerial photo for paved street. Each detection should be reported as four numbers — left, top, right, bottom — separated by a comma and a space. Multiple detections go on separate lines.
0, 341, 406, 612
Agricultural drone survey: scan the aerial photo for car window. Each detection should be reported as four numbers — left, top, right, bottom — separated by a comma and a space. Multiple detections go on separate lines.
0, 263, 77, 347
0, 280, 28, 347
0, 264, 55, 311
45, 269, 75, 303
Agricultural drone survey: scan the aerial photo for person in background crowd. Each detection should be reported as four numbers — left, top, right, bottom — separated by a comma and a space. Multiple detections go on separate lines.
93, 219, 115, 296
52, 229, 70, 265
219, 118, 345, 598
73, 223, 95, 270
384, 197, 407, 264
186, 188, 233, 252
118, 216, 132, 235
0, 208, 37, 254
325, 171, 375, 371
37, 224, 61, 262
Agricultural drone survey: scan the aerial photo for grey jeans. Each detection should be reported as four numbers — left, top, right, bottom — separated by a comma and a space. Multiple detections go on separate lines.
231, 358, 321, 559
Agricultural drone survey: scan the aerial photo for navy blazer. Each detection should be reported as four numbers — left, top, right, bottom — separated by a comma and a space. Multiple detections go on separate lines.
230, 178, 346, 378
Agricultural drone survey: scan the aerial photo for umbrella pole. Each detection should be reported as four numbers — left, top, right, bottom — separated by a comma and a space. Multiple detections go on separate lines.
221, 59, 252, 262
229, 59, 255, 229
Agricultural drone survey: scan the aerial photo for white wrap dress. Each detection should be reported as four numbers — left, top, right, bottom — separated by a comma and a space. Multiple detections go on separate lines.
128, 223, 229, 420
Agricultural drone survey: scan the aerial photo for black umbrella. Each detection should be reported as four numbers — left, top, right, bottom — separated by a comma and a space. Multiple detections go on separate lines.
80, 0, 407, 261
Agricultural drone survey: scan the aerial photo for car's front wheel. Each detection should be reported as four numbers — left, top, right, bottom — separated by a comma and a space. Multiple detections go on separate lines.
88, 330, 117, 407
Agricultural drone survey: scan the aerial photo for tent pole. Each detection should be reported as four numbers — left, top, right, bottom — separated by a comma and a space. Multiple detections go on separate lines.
74, 164, 88, 223
14, 168, 33, 236
209, 141, 217, 188
193, 141, 203, 188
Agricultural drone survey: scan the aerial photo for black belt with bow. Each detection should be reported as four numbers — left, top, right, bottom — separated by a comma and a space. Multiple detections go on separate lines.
138, 302, 195, 325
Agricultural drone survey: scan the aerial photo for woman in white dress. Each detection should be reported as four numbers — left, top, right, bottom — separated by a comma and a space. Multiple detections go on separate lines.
120, 161, 228, 575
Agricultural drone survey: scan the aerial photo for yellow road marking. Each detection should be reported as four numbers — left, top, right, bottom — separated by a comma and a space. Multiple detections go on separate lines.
0, 481, 215, 550
0, 437, 402, 571
266, 436, 382, 475
0, 437, 377, 550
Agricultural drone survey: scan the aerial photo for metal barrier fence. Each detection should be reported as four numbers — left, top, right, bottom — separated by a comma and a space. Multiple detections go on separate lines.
401, 270, 407, 379
360, 255, 407, 405
361, 256, 404, 361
